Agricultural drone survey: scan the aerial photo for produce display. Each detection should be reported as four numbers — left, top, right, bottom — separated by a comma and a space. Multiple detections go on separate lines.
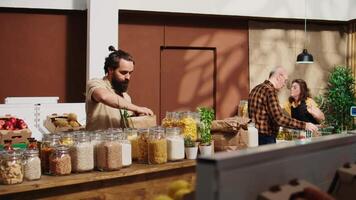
53, 113, 80, 128
0, 117, 28, 130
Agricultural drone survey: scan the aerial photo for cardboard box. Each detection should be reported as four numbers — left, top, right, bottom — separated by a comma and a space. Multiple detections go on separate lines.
44, 113, 85, 133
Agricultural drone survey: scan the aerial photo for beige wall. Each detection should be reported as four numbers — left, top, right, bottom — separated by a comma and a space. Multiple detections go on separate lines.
249, 20, 348, 103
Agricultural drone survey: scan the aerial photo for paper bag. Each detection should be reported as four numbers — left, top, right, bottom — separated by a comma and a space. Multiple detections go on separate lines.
211, 116, 250, 133
123, 115, 157, 129
212, 129, 248, 152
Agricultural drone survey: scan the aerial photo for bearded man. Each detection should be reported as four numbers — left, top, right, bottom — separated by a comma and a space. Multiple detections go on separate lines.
85, 46, 153, 131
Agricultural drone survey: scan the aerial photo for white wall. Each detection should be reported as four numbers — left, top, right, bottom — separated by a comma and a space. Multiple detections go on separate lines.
1, 0, 355, 21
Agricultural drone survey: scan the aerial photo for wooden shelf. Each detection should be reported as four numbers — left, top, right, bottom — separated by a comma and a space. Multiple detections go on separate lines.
0, 160, 196, 197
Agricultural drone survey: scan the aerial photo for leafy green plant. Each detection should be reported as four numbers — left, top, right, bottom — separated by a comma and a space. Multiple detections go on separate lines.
322, 66, 356, 133
197, 107, 215, 145
184, 136, 196, 148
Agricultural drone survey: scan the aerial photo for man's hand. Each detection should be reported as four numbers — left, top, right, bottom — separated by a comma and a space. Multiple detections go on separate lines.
305, 122, 318, 133
136, 107, 154, 116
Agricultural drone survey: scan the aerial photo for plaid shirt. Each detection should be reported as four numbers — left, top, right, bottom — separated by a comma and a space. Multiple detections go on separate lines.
248, 80, 306, 136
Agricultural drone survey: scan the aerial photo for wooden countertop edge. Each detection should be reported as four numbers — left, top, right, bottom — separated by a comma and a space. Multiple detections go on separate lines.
0, 160, 196, 195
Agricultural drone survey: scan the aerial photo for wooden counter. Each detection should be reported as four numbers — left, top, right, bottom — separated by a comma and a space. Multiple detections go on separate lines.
0, 160, 196, 200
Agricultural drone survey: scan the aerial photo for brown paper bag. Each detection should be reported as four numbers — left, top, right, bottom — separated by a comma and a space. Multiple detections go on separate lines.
124, 115, 157, 129
211, 116, 250, 133
212, 129, 248, 152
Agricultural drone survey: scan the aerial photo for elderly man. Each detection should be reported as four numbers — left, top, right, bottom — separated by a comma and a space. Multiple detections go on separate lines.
85, 46, 153, 131
248, 67, 318, 145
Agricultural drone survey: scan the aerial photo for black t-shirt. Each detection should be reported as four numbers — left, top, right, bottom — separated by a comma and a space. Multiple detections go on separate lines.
291, 100, 319, 124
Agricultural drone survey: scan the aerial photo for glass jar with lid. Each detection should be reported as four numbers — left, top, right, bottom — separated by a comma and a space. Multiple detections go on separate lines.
96, 133, 122, 171
238, 100, 248, 118
90, 130, 103, 169
148, 127, 167, 164
70, 133, 94, 173
60, 132, 75, 146
137, 128, 149, 164
23, 149, 41, 181
41, 134, 60, 174
118, 132, 132, 167
124, 128, 138, 161
179, 111, 198, 141
27, 137, 38, 150
162, 112, 173, 128
0, 151, 24, 185
49, 145, 71, 176
166, 127, 184, 161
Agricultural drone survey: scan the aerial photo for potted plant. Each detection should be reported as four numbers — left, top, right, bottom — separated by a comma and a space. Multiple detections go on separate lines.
321, 66, 356, 133
184, 136, 198, 159
197, 107, 214, 156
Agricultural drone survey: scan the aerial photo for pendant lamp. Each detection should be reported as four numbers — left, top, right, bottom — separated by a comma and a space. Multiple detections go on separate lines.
296, 0, 314, 64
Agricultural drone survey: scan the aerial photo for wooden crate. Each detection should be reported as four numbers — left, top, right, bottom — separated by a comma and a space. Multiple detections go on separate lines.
44, 113, 85, 133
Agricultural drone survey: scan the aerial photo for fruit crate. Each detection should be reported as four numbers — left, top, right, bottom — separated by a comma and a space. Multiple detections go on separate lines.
0, 115, 31, 145
44, 113, 85, 133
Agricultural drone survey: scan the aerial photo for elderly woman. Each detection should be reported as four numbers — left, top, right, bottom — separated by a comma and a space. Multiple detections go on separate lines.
283, 79, 325, 124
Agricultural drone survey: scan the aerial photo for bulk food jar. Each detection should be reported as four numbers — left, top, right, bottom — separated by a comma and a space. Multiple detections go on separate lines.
70, 133, 94, 173
96, 133, 122, 171
23, 149, 41, 181
179, 111, 198, 141
49, 145, 71, 176
90, 131, 103, 169
148, 128, 167, 164
166, 127, 184, 161
118, 132, 132, 167
0, 151, 23, 185
124, 128, 138, 161
137, 128, 149, 164
41, 134, 60, 174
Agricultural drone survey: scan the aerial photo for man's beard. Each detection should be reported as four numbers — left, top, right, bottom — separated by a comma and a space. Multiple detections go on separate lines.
112, 78, 129, 95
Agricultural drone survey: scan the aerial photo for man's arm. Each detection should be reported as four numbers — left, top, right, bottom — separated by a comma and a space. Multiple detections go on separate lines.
92, 88, 153, 116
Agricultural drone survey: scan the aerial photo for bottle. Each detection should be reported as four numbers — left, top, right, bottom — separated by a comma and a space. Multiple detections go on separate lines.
247, 122, 258, 147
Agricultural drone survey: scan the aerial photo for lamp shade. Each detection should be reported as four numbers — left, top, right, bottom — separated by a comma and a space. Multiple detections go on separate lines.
296, 49, 314, 64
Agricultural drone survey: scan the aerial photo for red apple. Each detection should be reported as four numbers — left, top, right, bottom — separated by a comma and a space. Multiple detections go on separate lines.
8, 118, 17, 126
0, 124, 2, 130
16, 119, 27, 129
4, 121, 14, 130
0, 120, 5, 126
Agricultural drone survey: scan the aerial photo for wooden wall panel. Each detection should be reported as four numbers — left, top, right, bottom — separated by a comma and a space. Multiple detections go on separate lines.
160, 48, 215, 120
164, 19, 249, 119
119, 12, 249, 120
0, 9, 87, 103
119, 15, 164, 118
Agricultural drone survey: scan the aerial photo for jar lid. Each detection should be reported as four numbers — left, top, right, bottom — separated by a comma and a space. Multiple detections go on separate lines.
55, 145, 69, 152
165, 127, 181, 135
24, 149, 39, 156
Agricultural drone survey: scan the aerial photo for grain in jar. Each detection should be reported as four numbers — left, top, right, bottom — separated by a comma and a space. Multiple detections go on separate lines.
96, 133, 122, 171
166, 127, 184, 161
41, 134, 60, 174
179, 111, 198, 141
60, 132, 75, 146
70, 133, 94, 172
49, 145, 71, 176
124, 128, 138, 161
118, 132, 132, 167
23, 149, 41, 181
0, 152, 23, 185
137, 128, 149, 164
90, 131, 103, 169
148, 128, 167, 164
